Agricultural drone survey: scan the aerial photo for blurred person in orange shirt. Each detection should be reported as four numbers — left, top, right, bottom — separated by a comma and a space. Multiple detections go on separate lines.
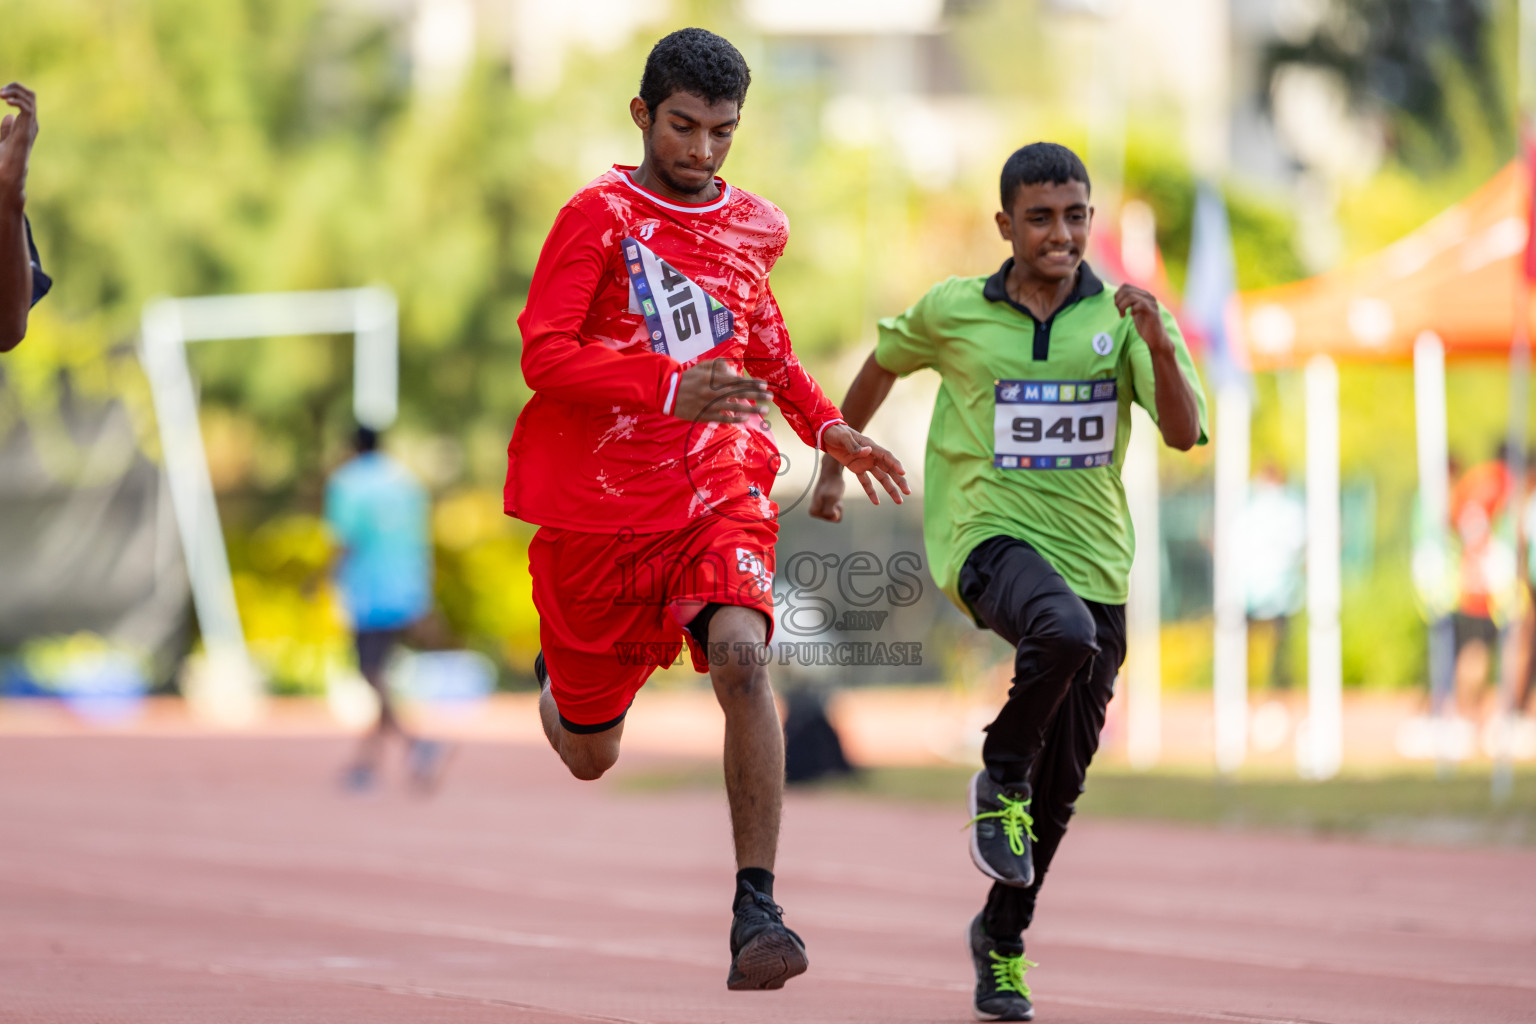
1448, 445, 1518, 719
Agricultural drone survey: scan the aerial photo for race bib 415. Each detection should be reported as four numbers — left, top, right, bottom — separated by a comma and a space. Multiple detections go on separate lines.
624, 237, 735, 364
993, 379, 1117, 470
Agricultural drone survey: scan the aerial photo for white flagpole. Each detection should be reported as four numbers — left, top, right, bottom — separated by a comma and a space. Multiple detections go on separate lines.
1125, 405, 1163, 769
1301, 355, 1343, 779
1212, 380, 1251, 773
1412, 332, 1456, 770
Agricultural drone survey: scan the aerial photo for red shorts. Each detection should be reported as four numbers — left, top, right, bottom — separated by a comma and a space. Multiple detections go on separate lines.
529, 515, 777, 731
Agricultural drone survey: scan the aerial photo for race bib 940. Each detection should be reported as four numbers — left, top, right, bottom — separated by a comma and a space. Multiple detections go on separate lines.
993, 379, 1117, 470
623, 237, 735, 364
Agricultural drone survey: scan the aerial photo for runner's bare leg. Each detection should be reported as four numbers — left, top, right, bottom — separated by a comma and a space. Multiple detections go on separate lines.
706, 604, 782, 871
539, 679, 625, 781
352, 661, 408, 772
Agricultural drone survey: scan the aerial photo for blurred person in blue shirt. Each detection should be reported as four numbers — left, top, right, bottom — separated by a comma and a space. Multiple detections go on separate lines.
325, 425, 446, 792
2, 82, 49, 352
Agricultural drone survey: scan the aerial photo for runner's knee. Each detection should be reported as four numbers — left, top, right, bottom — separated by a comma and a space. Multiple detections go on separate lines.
558, 728, 622, 781
565, 759, 613, 782
1037, 602, 1098, 663
711, 657, 770, 705
561, 742, 619, 781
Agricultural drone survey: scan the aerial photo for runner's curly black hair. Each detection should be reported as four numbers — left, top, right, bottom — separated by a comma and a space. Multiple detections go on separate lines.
639, 28, 751, 117
1000, 142, 1091, 211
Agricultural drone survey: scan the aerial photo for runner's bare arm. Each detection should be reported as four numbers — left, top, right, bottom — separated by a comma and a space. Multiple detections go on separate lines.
1115, 284, 1200, 451
0, 83, 37, 352
810, 351, 900, 523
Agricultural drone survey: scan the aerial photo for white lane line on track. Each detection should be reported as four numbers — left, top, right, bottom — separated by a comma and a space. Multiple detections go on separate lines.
99, 950, 648, 1024
7, 866, 1536, 1007
1046, 993, 1339, 1024
101, 937, 1343, 1024
4, 868, 724, 969
89, 932, 1335, 1024
6, 837, 1534, 997
119, 954, 1338, 1024
14, 821, 1533, 951
14, 823, 1528, 953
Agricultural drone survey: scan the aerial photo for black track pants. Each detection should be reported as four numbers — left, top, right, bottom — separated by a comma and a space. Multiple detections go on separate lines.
958, 536, 1126, 944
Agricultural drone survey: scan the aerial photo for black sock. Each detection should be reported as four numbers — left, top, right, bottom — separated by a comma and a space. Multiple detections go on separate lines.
984, 919, 1025, 955
735, 867, 774, 906
987, 764, 1032, 791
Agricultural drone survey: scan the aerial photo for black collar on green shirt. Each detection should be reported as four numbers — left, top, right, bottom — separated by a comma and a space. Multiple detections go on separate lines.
983, 258, 1105, 361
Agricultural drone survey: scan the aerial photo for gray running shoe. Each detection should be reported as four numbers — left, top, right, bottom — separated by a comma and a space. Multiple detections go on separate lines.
968, 913, 1036, 1021
967, 770, 1036, 887
727, 881, 808, 991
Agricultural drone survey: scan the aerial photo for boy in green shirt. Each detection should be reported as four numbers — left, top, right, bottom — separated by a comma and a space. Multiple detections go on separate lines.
812, 143, 1208, 1021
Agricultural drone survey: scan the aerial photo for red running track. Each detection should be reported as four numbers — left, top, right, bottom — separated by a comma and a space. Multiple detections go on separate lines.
0, 735, 1531, 1023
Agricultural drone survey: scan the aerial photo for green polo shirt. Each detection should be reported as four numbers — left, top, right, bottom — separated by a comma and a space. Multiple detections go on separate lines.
876, 260, 1208, 612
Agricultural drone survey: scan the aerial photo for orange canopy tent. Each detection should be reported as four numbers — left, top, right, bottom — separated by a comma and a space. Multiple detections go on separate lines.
1237, 161, 1533, 370
1216, 162, 1536, 778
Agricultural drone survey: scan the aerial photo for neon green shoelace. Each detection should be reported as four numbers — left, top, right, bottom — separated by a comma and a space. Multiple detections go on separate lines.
988, 950, 1039, 998
967, 792, 1038, 856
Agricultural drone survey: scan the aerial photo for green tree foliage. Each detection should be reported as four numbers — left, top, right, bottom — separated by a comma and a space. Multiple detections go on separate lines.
1, 0, 553, 682
2, 0, 553, 487
1264, 0, 1513, 172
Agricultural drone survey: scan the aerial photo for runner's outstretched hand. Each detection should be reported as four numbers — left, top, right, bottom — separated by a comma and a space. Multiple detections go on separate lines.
670, 358, 772, 425
819, 424, 907, 512
0, 83, 38, 203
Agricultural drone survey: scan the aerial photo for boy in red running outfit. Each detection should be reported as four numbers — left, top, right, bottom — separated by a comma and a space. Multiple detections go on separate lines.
504, 28, 907, 991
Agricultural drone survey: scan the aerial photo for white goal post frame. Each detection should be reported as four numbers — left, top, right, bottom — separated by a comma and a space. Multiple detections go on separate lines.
140, 288, 398, 687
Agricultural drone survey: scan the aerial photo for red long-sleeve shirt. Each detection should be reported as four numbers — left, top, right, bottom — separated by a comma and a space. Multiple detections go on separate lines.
505, 166, 844, 533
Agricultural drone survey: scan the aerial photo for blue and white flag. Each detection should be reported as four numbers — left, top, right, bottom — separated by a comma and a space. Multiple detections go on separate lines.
1185, 181, 1246, 387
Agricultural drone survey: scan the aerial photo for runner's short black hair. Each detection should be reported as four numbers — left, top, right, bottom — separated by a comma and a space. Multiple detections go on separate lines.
355, 426, 379, 453
639, 28, 751, 117
1000, 142, 1091, 211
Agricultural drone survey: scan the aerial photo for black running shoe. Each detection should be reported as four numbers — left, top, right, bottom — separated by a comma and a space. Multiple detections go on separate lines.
727, 881, 808, 991
968, 913, 1036, 1022
967, 770, 1036, 887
